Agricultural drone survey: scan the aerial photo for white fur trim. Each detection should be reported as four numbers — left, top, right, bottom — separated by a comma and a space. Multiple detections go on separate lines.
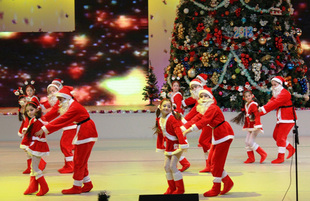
179, 156, 185, 161
261, 106, 267, 114
47, 83, 59, 91
180, 125, 186, 132
286, 141, 290, 147
251, 143, 259, 151
272, 77, 283, 85
56, 92, 72, 100
179, 143, 189, 149
190, 80, 202, 87
213, 177, 222, 183
221, 170, 227, 178
74, 180, 83, 187
191, 124, 199, 132
278, 146, 286, 153
83, 176, 91, 183
62, 125, 77, 130
181, 118, 187, 124
74, 137, 98, 145
212, 135, 234, 145
199, 89, 213, 99
42, 126, 49, 134
65, 156, 73, 161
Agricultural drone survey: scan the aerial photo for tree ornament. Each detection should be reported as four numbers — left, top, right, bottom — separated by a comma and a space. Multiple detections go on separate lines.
296, 28, 302, 36
245, 0, 250, 3
297, 46, 303, 55
184, 8, 189, 14
287, 62, 294, 70
258, 37, 267, 45
218, 91, 223, 96
232, 74, 236, 79
210, 0, 219, 8
220, 55, 228, 63
211, 72, 220, 84
187, 68, 196, 78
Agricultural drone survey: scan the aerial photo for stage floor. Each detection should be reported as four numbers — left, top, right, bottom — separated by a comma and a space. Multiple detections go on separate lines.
0, 136, 309, 201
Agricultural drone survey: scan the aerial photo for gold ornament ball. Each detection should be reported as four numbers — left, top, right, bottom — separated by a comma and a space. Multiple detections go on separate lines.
220, 55, 228, 63
232, 74, 236, 79
259, 37, 267, 45
245, 0, 250, 3
230, 21, 234, 26
188, 69, 196, 78
297, 46, 303, 55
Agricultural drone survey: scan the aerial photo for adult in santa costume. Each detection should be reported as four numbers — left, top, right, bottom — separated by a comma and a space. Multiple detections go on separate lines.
183, 89, 234, 197
41, 80, 77, 173
35, 86, 98, 194
155, 99, 189, 194
259, 76, 296, 163
182, 78, 215, 172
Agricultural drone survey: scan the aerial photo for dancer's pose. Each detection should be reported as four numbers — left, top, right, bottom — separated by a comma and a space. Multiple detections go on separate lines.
154, 99, 189, 194
22, 99, 49, 196
259, 76, 296, 163
183, 89, 234, 197
231, 90, 267, 163
35, 86, 98, 194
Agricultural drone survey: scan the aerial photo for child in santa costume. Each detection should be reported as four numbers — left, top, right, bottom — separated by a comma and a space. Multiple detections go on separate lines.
35, 86, 98, 194
24, 80, 39, 103
22, 99, 49, 196
259, 76, 296, 164
182, 78, 214, 173
41, 81, 77, 173
15, 88, 46, 174
169, 80, 191, 172
183, 89, 234, 197
231, 90, 267, 163
154, 99, 189, 194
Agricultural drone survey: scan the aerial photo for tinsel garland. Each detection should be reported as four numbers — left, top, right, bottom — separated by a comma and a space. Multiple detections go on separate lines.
189, 0, 229, 12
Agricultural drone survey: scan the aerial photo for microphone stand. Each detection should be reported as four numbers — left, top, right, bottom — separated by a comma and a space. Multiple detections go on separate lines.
292, 106, 299, 201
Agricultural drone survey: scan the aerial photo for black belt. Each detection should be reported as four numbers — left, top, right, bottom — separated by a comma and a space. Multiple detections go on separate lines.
77, 117, 90, 125
214, 121, 225, 129
279, 105, 293, 108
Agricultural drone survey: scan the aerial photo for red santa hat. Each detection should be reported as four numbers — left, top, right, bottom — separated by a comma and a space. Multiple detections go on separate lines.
52, 78, 64, 89
190, 78, 203, 87
28, 97, 40, 108
56, 86, 74, 100
47, 83, 59, 92
196, 73, 208, 84
271, 76, 285, 86
199, 87, 213, 99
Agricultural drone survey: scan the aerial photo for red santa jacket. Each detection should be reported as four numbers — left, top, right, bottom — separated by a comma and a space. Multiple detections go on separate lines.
243, 101, 263, 131
184, 104, 234, 145
156, 113, 189, 155
171, 92, 184, 114
42, 100, 77, 131
260, 88, 296, 124
42, 99, 98, 145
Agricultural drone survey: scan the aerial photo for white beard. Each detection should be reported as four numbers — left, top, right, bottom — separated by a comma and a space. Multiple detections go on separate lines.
272, 85, 283, 98
196, 98, 214, 114
191, 88, 202, 100
47, 94, 57, 106
58, 99, 70, 115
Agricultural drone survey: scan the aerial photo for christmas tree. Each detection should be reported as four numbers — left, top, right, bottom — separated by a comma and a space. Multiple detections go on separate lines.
164, 0, 309, 109
142, 65, 160, 106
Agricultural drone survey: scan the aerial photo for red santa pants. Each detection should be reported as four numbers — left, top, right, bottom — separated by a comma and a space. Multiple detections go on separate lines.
273, 123, 294, 147
73, 141, 95, 181
210, 139, 232, 178
60, 129, 76, 160
199, 126, 212, 153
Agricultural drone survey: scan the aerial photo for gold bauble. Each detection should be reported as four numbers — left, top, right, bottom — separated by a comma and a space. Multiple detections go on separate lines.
178, 73, 183, 78
245, 0, 250, 3
297, 46, 303, 55
220, 55, 228, 63
258, 37, 267, 45
187, 68, 196, 78
205, 28, 210, 33
230, 21, 234, 26
232, 74, 236, 79
204, 41, 209, 47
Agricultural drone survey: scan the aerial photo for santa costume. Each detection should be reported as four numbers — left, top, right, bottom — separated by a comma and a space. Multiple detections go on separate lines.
23, 99, 49, 196
260, 76, 296, 163
182, 79, 215, 172
41, 81, 76, 173
156, 112, 189, 194
242, 99, 267, 163
182, 89, 234, 197
40, 86, 98, 194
